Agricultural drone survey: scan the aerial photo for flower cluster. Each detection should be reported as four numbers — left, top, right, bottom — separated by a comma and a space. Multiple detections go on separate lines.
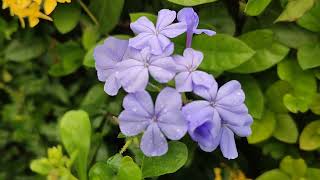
94, 8, 253, 159
2, 0, 71, 28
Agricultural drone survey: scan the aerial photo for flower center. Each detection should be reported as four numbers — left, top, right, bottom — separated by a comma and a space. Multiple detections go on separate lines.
209, 101, 216, 107
151, 116, 158, 122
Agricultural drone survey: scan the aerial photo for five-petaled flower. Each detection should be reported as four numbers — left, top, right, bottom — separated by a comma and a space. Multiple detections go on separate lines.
182, 78, 252, 159
174, 48, 214, 92
129, 9, 187, 55
119, 87, 188, 156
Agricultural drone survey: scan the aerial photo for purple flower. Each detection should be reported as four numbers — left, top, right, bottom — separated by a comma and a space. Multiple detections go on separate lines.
177, 8, 216, 48
174, 48, 214, 92
182, 79, 253, 159
119, 87, 187, 156
94, 37, 129, 96
117, 45, 177, 93
129, 9, 187, 55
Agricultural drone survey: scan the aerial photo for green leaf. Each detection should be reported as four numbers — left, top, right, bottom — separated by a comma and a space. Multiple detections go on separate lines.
271, 23, 319, 49
273, 113, 298, 143
89, 0, 125, 34
89, 161, 114, 180
5, 36, 45, 62
49, 41, 85, 77
107, 153, 123, 172
236, 75, 264, 119
298, 43, 320, 70
80, 84, 108, 116
245, 0, 272, 16
299, 120, 320, 151
231, 29, 289, 73
279, 156, 307, 177
305, 168, 320, 180
117, 156, 142, 180
30, 158, 53, 175
310, 94, 320, 115
275, 0, 315, 22
256, 169, 291, 180
52, 3, 81, 34
167, 0, 217, 6
60, 110, 91, 180
141, 141, 188, 178
199, 2, 235, 35
262, 141, 286, 159
248, 110, 276, 144
192, 34, 255, 72
297, 2, 320, 32
129, 12, 157, 24
265, 81, 292, 113
82, 26, 100, 50
277, 59, 317, 113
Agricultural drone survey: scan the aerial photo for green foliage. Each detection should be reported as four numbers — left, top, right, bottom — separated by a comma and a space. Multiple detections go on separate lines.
245, 0, 272, 16
53, 3, 82, 34
275, 0, 315, 22
167, 0, 218, 6
299, 120, 320, 150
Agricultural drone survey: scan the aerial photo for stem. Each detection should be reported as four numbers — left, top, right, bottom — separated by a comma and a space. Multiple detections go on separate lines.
186, 32, 193, 48
77, 0, 99, 25
119, 139, 133, 154
148, 82, 162, 92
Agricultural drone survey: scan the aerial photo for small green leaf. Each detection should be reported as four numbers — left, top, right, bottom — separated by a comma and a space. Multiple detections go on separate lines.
265, 81, 292, 113
273, 113, 298, 143
60, 110, 91, 180
305, 168, 320, 180
117, 156, 142, 180
283, 94, 310, 113
30, 158, 53, 175
80, 84, 108, 116
83, 47, 95, 68
167, 0, 218, 6
89, 161, 114, 180
299, 120, 320, 151
82, 26, 100, 50
280, 156, 307, 177
298, 43, 320, 70
256, 169, 290, 180
53, 3, 81, 34
193, 34, 255, 72
310, 94, 320, 115
245, 0, 272, 16
129, 12, 157, 24
89, 0, 124, 34
141, 141, 188, 178
275, 0, 315, 22
107, 153, 123, 172
297, 2, 320, 32
231, 29, 289, 73
247, 110, 276, 144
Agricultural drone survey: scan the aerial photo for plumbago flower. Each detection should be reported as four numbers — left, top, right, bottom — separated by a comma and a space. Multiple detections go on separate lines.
94, 37, 128, 96
129, 9, 187, 55
117, 45, 177, 93
118, 87, 187, 156
182, 78, 253, 159
174, 48, 213, 92
177, 8, 216, 48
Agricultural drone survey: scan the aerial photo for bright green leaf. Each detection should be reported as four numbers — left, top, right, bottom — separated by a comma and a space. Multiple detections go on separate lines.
80, 84, 108, 116
265, 80, 292, 113
82, 26, 100, 50
310, 94, 320, 115
89, 161, 114, 180
305, 168, 320, 180
53, 3, 81, 34
141, 141, 188, 178
60, 110, 91, 180
193, 34, 255, 72
117, 156, 142, 180
256, 169, 291, 180
275, 0, 315, 22
30, 158, 53, 175
107, 153, 123, 172
231, 29, 289, 73
298, 43, 320, 70
280, 156, 307, 177
248, 110, 276, 144
299, 120, 320, 151
245, 0, 272, 16
297, 2, 320, 32
129, 12, 157, 24
273, 113, 298, 143
167, 0, 217, 6
89, 0, 124, 34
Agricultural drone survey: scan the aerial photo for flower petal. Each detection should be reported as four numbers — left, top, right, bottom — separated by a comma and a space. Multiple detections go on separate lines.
227, 124, 252, 137
194, 29, 216, 36
157, 110, 187, 140
140, 123, 168, 157
149, 57, 176, 83
215, 106, 251, 126
192, 71, 216, 88
216, 81, 245, 107
160, 22, 187, 38
119, 110, 151, 136
175, 72, 193, 92
183, 48, 203, 69
182, 100, 211, 122
130, 16, 156, 34
216, 80, 242, 101
128, 32, 153, 50
123, 90, 154, 116
156, 9, 176, 31
193, 81, 218, 101
220, 127, 238, 159
104, 74, 121, 96
177, 8, 198, 31
119, 66, 149, 93
155, 87, 182, 114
